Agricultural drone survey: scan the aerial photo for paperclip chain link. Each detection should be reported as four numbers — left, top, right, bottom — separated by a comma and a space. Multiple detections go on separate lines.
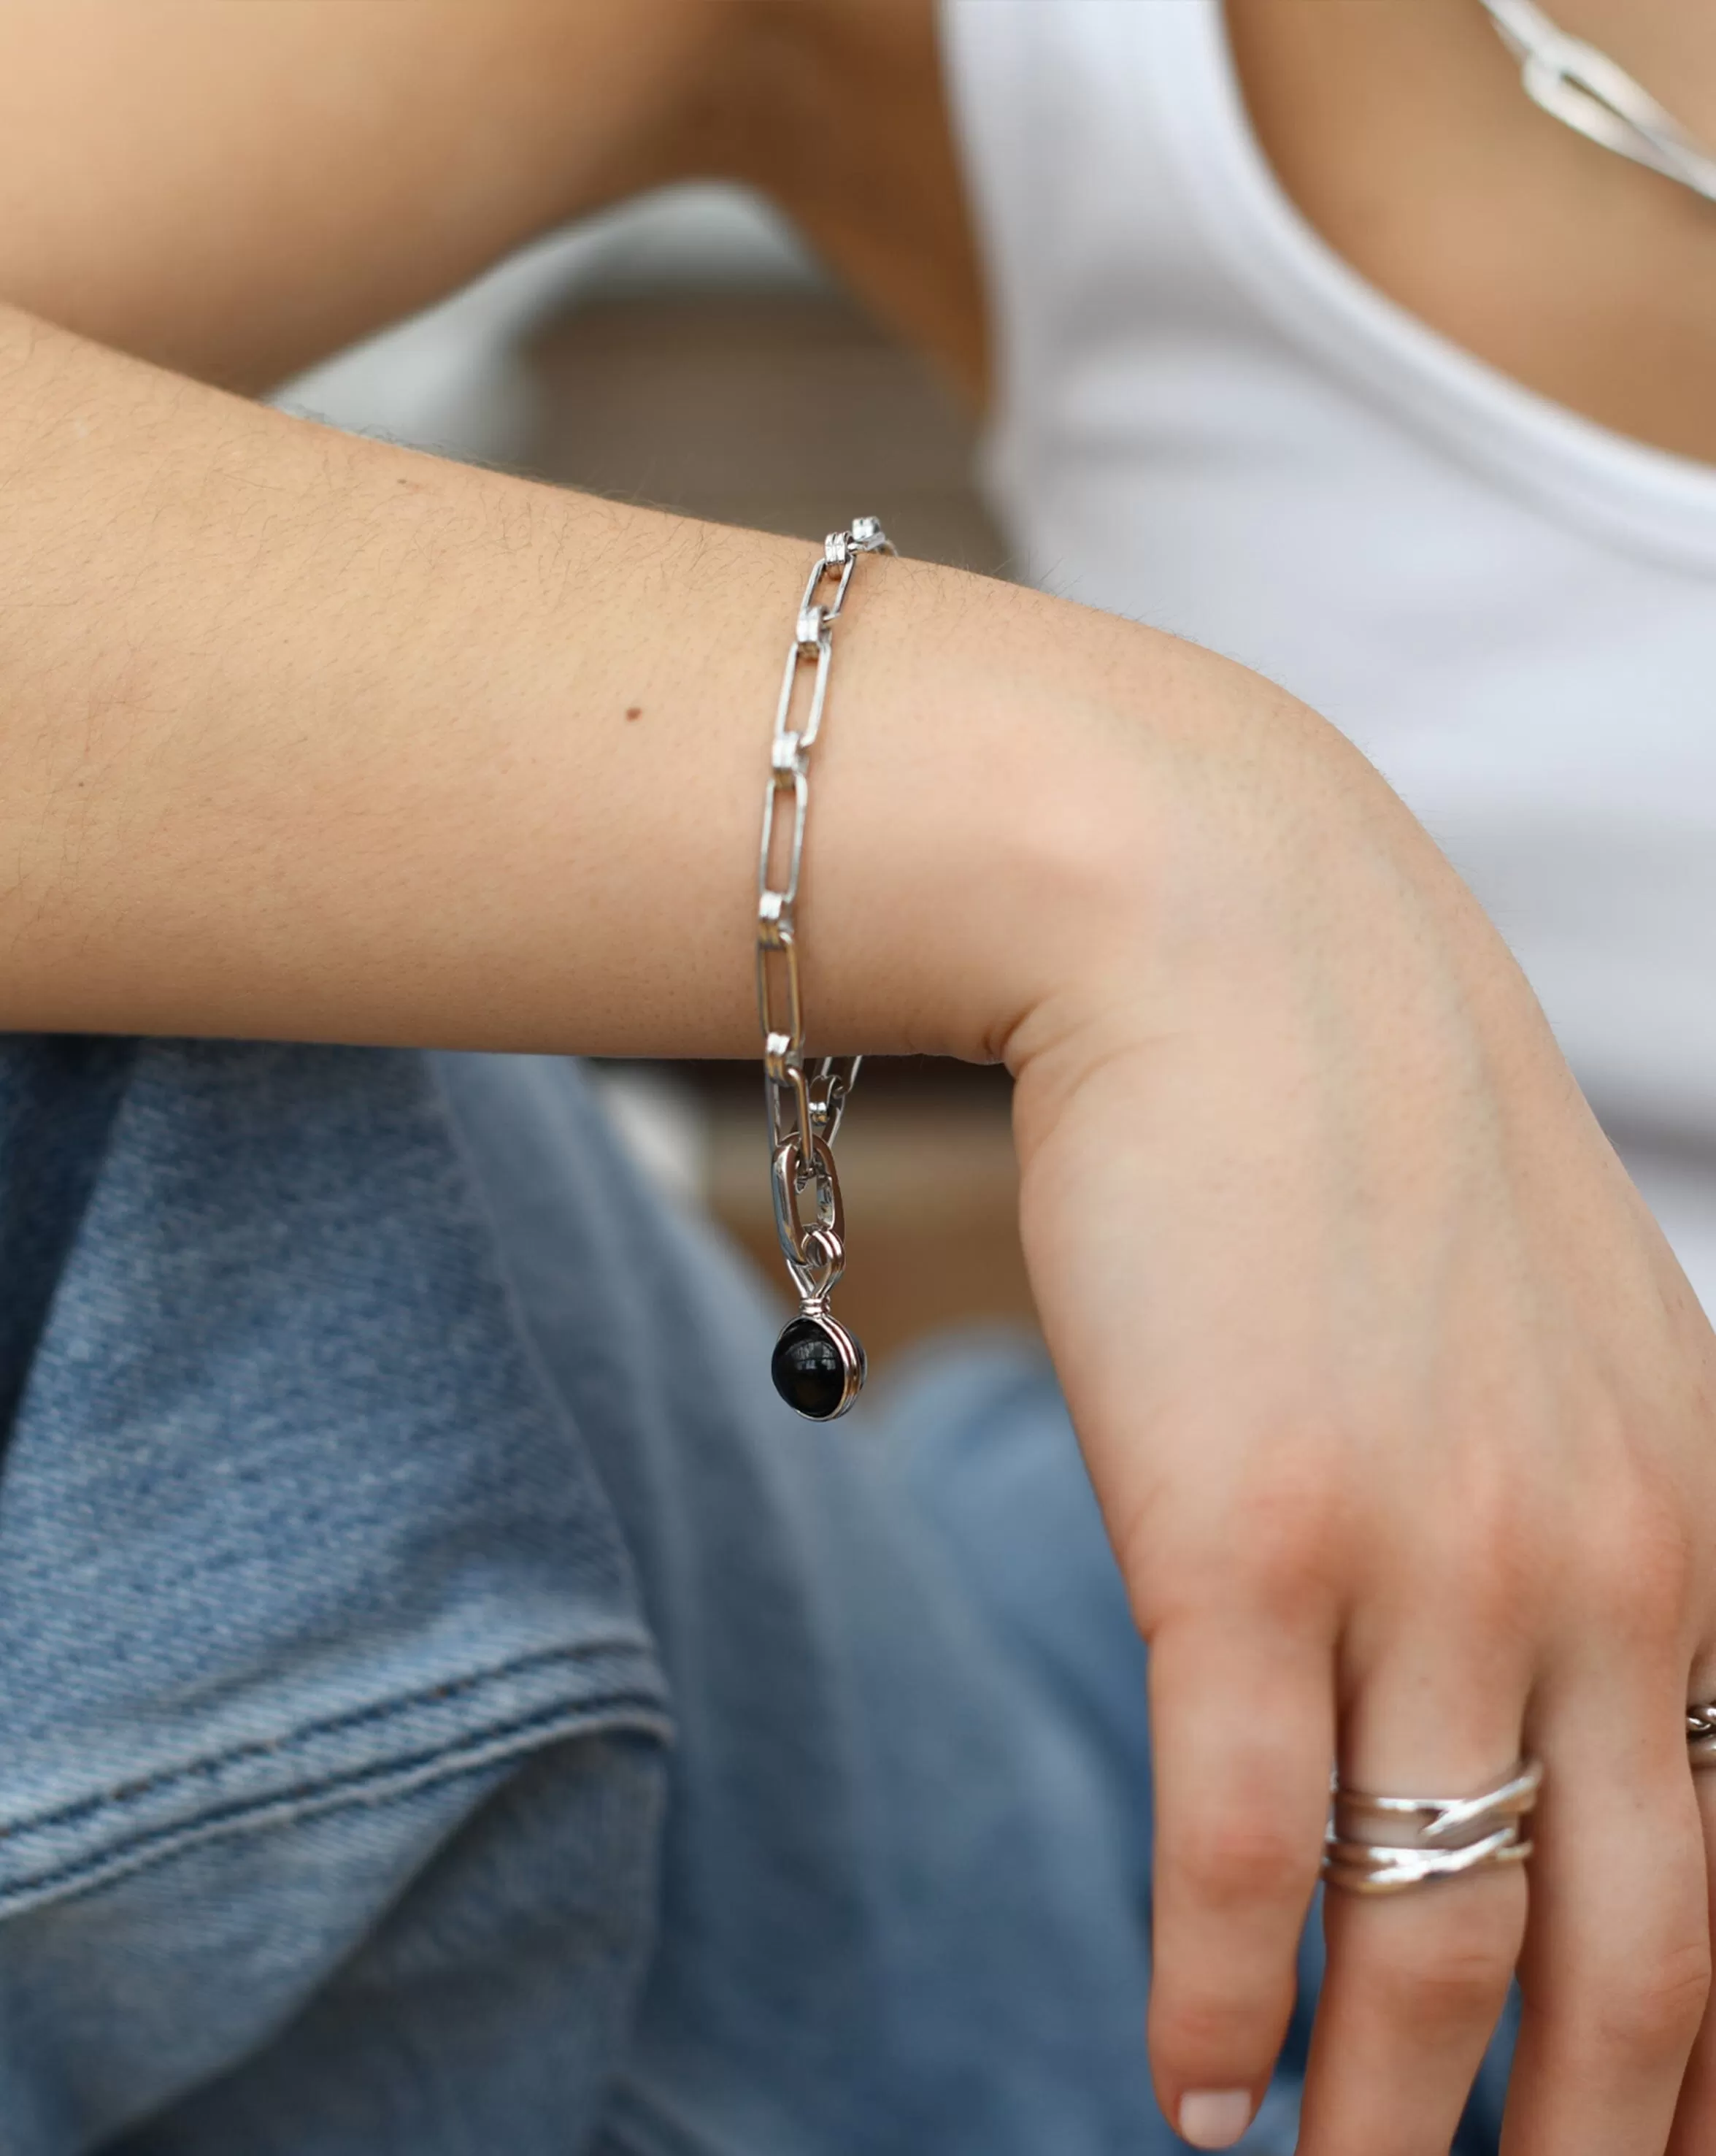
755, 517, 893, 1416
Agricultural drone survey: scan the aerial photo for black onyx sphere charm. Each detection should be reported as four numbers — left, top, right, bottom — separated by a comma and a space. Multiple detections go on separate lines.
771, 1311, 866, 1422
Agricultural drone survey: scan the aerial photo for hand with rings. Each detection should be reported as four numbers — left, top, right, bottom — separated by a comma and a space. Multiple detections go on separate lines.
999, 629, 1716, 2155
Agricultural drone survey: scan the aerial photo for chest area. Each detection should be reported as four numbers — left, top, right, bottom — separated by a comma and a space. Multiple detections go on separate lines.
1223, 0, 1716, 465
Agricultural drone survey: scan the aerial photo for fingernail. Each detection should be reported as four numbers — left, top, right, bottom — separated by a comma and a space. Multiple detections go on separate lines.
1177, 2089, 1254, 2149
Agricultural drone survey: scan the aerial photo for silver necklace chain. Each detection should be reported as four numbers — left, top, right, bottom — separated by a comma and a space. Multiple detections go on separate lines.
1477, 0, 1716, 203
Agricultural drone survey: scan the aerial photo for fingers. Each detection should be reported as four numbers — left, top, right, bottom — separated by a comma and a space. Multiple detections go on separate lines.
1146, 1633, 1714, 2155
1297, 1627, 1530, 2155
1146, 1618, 1334, 2147
1504, 1666, 1708, 2156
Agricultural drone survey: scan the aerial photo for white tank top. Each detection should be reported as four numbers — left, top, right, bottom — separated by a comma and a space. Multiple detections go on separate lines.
943, 0, 1716, 1305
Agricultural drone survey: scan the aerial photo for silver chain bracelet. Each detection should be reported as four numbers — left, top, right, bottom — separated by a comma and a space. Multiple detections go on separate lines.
755, 516, 893, 1420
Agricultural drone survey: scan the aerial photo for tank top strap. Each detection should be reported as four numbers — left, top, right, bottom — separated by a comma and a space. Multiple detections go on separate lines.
941, 3, 1231, 437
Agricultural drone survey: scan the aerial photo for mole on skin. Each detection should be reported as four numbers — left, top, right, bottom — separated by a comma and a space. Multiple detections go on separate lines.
625, 705, 642, 721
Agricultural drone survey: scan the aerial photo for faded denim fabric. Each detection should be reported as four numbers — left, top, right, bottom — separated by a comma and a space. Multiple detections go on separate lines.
0, 1041, 1177, 2156
0, 1040, 670, 2155
431, 1055, 1163, 2156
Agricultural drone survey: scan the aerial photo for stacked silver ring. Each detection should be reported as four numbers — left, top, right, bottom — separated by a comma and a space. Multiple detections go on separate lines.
1322, 1708, 1716, 1899
1323, 1760, 1542, 1897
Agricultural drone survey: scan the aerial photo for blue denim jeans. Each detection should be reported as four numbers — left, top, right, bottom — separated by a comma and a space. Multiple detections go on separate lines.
0, 1040, 1503, 2152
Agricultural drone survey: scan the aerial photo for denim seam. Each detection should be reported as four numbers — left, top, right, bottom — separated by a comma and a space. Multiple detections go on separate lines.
0, 1686, 672, 1919
0, 1635, 660, 1844
595, 2079, 747, 2156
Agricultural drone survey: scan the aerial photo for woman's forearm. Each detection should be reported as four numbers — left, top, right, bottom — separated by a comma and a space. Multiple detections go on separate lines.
0, 305, 1175, 1063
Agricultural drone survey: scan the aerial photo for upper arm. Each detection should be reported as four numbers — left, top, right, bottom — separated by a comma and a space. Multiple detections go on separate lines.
0, 0, 739, 390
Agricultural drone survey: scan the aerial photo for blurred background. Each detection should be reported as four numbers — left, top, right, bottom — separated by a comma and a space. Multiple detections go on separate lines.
275, 184, 1034, 1370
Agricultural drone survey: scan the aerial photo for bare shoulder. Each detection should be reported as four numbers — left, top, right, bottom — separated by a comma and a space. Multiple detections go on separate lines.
0, 0, 988, 410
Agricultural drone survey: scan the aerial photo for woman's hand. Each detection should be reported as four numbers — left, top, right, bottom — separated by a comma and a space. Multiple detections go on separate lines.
1001, 649, 1716, 2154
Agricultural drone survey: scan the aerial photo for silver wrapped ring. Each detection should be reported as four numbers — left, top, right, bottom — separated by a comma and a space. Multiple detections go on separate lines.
1688, 1703, 1716, 1766
1322, 1759, 1542, 1896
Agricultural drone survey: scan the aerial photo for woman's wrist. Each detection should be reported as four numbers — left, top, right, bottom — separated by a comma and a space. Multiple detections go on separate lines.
801, 555, 1196, 1070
